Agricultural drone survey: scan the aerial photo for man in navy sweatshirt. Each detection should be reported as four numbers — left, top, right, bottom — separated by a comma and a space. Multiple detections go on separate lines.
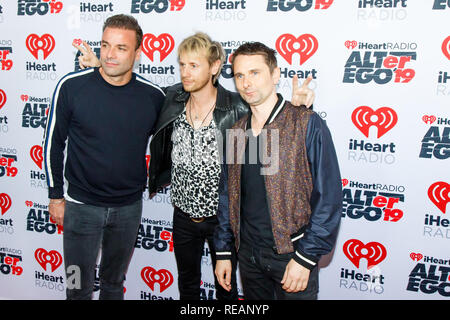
43, 14, 165, 300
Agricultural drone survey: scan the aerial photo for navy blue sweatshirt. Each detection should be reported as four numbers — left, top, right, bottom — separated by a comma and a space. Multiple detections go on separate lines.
43, 67, 165, 206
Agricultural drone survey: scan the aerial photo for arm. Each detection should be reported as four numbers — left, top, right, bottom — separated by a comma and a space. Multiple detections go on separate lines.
43, 80, 72, 226
282, 113, 342, 292
214, 158, 235, 291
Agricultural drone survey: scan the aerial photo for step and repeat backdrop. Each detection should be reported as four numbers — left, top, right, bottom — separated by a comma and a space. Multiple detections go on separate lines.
0, 0, 449, 300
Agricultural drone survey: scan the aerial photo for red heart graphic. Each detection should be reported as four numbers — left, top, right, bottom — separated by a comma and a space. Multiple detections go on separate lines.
0, 89, 6, 110
276, 34, 318, 65
442, 36, 450, 60
345, 40, 357, 49
72, 39, 82, 46
26, 34, 55, 60
21, 94, 28, 102
25, 201, 33, 207
342, 179, 349, 187
352, 106, 398, 138
428, 181, 450, 214
141, 267, 173, 293
0, 193, 12, 215
30, 145, 43, 170
422, 115, 436, 124
343, 239, 387, 269
141, 33, 175, 62
410, 252, 423, 261
35, 248, 63, 272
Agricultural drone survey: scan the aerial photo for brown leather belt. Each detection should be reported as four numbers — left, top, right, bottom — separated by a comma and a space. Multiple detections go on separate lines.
191, 217, 205, 223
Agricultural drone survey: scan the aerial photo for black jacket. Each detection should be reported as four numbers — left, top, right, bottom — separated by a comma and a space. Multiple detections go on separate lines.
148, 82, 249, 195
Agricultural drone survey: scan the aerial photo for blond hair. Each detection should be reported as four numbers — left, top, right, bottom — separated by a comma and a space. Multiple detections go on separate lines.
178, 32, 225, 84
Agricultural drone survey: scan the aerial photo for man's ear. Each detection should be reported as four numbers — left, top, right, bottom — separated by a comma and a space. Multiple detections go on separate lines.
211, 59, 222, 76
135, 47, 142, 62
272, 66, 281, 85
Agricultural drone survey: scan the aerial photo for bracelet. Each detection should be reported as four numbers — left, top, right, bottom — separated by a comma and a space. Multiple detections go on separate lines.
49, 198, 65, 204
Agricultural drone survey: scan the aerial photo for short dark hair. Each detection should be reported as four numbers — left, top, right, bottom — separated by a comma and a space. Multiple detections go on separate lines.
103, 14, 143, 50
231, 42, 278, 73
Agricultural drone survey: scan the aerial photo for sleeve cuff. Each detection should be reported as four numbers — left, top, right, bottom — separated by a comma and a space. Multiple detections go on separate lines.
48, 187, 64, 199
293, 249, 319, 270
215, 252, 232, 261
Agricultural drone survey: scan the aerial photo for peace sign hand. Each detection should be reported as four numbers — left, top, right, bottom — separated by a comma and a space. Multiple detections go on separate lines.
291, 75, 315, 108
72, 40, 101, 69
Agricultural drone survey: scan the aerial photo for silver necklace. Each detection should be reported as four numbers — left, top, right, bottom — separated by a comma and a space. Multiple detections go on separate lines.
188, 98, 216, 130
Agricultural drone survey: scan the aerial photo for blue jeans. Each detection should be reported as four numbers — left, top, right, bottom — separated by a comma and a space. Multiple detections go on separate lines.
238, 244, 319, 300
63, 199, 142, 300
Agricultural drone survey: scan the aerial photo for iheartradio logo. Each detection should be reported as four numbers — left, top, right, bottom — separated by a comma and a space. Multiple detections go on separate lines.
30, 145, 43, 170
35, 248, 63, 272
428, 181, 450, 214
25, 200, 33, 207
342, 179, 349, 187
422, 115, 437, 124
0, 89, 6, 110
343, 239, 387, 269
26, 34, 55, 60
72, 39, 82, 46
442, 36, 450, 60
0, 193, 12, 215
141, 33, 174, 62
345, 40, 357, 50
352, 106, 398, 138
410, 252, 423, 262
276, 34, 318, 65
141, 266, 173, 293
21, 94, 29, 102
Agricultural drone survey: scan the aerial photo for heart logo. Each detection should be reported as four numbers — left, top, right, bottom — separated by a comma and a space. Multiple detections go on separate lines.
342, 179, 349, 187
343, 239, 387, 269
422, 115, 436, 124
72, 39, 82, 46
141, 33, 175, 62
345, 40, 357, 49
21, 94, 29, 102
25, 201, 33, 207
0, 193, 12, 215
0, 89, 6, 110
410, 252, 423, 262
35, 248, 63, 272
30, 145, 43, 170
276, 34, 318, 65
428, 181, 450, 214
25, 34, 55, 60
442, 36, 450, 60
141, 266, 173, 293
352, 106, 398, 138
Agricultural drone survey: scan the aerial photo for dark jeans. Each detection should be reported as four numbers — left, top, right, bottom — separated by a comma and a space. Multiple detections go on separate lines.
63, 199, 142, 300
172, 207, 238, 300
238, 244, 319, 300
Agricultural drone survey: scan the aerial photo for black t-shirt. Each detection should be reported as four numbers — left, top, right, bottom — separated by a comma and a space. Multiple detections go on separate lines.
240, 97, 284, 249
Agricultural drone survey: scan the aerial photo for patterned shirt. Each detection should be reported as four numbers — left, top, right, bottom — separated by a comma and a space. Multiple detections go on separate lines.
170, 111, 221, 218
